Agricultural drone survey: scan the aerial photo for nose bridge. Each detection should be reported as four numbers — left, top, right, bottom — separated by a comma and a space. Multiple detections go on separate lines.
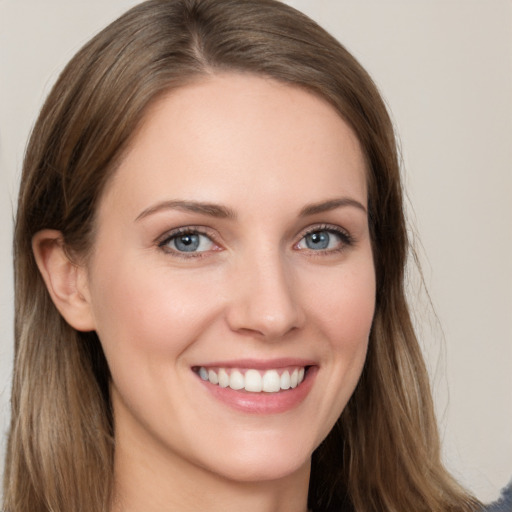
226, 243, 304, 338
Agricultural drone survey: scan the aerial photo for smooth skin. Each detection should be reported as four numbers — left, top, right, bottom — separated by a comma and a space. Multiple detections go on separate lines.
33, 73, 376, 512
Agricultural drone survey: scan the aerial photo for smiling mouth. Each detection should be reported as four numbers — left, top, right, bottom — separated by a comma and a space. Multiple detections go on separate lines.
194, 366, 309, 393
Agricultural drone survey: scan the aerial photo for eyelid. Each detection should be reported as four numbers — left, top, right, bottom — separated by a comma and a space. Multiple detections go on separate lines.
294, 223, 354, 252
155, 223, 354, 258
156, 226, 222, 257
299, 223, 351, 238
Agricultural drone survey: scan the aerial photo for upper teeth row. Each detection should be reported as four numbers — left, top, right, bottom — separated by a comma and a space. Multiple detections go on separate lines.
198, 367, 306, 393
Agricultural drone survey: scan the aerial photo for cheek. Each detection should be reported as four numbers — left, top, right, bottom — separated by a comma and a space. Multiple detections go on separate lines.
306, 262, 376, 350
88, 259, 226, 364
296, 260, 375, 439
310, 259, 375, 376
87, 261, 229, 435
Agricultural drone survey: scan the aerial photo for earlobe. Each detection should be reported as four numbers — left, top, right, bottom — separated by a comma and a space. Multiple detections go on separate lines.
32, 229, 96, 332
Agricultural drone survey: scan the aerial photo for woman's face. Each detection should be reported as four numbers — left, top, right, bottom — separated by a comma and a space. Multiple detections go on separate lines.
84, 73, 375, 484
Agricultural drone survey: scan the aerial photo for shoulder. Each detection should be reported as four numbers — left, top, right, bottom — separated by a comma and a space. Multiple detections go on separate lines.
482, 480, 512, 512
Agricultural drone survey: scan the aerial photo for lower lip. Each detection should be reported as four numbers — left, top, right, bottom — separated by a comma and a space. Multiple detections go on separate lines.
196, 367, 317, 414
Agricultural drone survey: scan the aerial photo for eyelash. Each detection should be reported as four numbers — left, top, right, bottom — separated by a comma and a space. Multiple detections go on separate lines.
156, 224, 354, 258
296, 224, 354, 255
157, 226, 218, 259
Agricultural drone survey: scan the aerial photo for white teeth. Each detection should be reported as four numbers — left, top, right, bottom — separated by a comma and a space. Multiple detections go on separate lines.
208, 369, 219, 385
229, 370, 244, 390
280, 370, 291, 390
262, 370, 281, 392
218, 368, 229, 388
290, 369, 298, 388
197, 366, 307, 393
244, 369, 262, 392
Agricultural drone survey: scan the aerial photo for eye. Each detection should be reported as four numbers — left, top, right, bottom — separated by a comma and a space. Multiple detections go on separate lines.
296, 227, 350, 252
159, 229, 216, 254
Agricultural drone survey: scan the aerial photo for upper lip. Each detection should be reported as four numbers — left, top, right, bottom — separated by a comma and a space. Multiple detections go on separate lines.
193, 358, 317, 370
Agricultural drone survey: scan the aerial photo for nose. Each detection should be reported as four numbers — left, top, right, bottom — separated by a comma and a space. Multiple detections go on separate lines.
225, 250, 305, 339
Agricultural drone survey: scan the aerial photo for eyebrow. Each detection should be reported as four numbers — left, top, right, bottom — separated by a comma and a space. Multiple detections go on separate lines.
135, 196, 366, 223
299, 197, 367, 216
135, 200, 237, 222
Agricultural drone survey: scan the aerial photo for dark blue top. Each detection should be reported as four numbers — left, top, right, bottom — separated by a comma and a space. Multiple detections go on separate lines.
484, 480, 512, 512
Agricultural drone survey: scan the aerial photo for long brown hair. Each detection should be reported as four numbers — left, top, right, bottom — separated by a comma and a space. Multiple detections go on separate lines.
4, 1, 480, 511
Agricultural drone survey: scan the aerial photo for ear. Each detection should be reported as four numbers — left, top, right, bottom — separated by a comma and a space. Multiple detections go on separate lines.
32, 229, 96, 332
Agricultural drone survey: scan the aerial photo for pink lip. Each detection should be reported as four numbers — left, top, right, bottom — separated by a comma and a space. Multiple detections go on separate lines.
194, 363, 318, 415
195, 357, 317, 370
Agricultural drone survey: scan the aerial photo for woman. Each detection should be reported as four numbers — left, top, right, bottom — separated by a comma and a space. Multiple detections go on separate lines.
3, 0, 482, 511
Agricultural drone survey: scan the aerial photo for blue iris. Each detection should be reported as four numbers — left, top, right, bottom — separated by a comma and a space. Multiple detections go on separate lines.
305, 231, 330, 250
174, 234, 200, 252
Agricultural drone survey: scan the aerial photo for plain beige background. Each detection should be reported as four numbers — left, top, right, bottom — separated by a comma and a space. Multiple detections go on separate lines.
1, 0, 511, 504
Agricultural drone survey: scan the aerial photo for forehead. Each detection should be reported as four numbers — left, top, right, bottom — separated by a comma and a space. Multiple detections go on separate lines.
100, 72, 367, 217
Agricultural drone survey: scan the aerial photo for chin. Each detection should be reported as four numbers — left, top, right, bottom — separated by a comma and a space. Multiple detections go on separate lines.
206, 452, 310, 484
190, 429, 315, 484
